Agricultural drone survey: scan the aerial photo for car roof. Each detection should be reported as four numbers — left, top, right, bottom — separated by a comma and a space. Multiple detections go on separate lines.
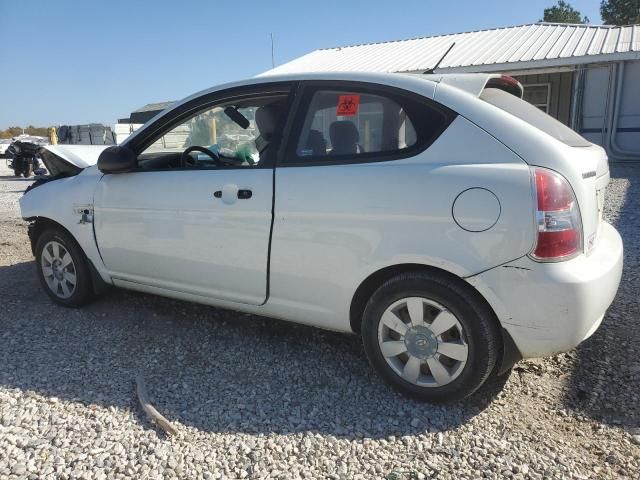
124, 71, 504, 146
193, 71, 501, 98
187, 71, 445, 100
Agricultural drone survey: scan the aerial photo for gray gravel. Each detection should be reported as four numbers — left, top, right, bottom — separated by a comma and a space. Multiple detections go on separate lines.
0, 162, 639, 479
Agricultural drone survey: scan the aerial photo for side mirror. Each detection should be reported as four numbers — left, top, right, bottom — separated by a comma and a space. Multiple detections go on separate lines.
97, 146, 137, 173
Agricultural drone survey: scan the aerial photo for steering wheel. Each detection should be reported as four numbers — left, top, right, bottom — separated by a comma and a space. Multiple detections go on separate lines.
180, 145, 220, 168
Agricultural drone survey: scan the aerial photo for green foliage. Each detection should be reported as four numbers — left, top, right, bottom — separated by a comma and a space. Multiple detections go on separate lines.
542, 1, 589, 23
0, 126, 50, 139
600, 0, 640, 25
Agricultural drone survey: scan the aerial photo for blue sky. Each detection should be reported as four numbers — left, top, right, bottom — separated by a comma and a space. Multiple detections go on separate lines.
0, 0, 602, 128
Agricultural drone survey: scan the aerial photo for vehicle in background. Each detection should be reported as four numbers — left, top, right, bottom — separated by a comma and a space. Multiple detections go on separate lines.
2, 135, 48, 159
7, 138, 47, 177
19, 72, 623, 403
114, 123, 144, 144
0, 139, 12, 158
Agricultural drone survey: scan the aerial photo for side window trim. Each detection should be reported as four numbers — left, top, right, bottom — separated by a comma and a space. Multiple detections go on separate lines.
279, 80, 457, 168
125, 82, 297, 170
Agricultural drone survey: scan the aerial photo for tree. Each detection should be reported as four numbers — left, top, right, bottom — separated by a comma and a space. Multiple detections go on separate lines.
542, 1, 589, 23
600, 0, 640, 25
0, 126, 50, 139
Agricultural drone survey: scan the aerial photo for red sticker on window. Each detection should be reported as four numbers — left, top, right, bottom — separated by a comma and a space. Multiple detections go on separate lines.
336, 95, 360, 116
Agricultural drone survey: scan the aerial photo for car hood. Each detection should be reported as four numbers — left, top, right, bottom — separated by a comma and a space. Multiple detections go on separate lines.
41, 145, 109, 169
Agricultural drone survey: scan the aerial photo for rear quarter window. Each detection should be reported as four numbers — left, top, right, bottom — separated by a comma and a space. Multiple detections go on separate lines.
287, 84, 455, 164
480, 88, 591, 147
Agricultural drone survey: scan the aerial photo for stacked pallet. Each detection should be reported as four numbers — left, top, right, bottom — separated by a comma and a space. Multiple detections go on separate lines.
57, 124, 116, 145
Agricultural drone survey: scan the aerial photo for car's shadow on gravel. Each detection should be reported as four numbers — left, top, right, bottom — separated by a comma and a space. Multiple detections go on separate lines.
0, 261, 507, 439
565, 165, 640, 429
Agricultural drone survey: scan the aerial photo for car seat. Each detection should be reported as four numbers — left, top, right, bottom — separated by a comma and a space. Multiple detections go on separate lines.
304, 129, 327, 156
254, 103, 283, 157
329, 121, 361, 155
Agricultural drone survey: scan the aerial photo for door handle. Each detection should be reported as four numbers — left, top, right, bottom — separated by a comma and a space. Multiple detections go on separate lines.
213, 188, 252, 201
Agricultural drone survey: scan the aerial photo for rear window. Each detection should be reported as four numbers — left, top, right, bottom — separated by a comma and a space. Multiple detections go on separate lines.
480, 88, 591, 147
296, 91, 418, 157
287, 85, 454, 164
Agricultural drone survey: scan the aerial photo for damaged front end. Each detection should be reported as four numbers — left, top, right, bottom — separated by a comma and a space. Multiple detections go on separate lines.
26, 145, 108, 193
26, 148, 82, 193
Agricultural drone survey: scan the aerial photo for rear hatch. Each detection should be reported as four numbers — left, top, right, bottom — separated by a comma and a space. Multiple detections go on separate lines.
479, 87, 609, 254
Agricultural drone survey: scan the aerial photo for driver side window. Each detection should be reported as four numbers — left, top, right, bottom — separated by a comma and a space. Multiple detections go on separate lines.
138, 94, 288, 169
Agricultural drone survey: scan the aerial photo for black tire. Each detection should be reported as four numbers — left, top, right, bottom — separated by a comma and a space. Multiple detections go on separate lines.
35, 228, 95, 307
361, 271, 501, 403
22, 164, 33, 177
13, 169, 20, 177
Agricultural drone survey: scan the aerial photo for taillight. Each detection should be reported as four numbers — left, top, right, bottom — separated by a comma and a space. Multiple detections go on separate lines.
531, 167, 582, 261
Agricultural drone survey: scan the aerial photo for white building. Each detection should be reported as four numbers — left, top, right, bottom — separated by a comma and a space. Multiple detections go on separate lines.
264, 23, 640, 161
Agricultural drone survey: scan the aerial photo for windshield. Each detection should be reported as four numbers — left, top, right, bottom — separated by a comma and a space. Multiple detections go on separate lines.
480, 88, 591, 147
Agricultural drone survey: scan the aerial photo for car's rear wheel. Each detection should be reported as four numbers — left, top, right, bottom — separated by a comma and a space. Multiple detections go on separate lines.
362, 271, 501, 403
35, 229, 94, 307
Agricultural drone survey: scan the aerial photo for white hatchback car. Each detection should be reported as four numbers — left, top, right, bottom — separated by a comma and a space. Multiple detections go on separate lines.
20, 72, 623, 402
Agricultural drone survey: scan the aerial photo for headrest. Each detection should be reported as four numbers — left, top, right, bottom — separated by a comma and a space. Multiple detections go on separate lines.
305, 129, 327, 156
329, 121, 359, 154
255, 103, 282, 141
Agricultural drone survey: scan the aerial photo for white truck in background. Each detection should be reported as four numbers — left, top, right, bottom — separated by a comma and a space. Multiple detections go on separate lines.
113, 123, 144, 144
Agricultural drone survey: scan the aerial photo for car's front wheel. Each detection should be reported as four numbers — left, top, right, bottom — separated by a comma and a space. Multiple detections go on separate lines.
35, 228, 94, 307
362, 271, 501, 403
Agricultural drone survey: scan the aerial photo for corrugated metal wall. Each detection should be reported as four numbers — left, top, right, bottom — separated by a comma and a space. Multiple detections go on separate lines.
514, 72, 575, 125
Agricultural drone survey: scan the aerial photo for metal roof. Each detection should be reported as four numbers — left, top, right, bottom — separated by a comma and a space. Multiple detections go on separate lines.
133, 101, 176, 113
126, 101, 176, 125
264, 23, 640, 75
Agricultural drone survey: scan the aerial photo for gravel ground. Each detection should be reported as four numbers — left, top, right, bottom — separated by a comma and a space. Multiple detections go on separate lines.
0, 162, 639, 480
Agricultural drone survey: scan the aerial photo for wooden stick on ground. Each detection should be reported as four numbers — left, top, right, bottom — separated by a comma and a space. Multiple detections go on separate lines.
135, 375, 178, 436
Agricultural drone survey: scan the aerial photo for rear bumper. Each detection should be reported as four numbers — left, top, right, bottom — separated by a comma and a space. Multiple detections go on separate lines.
468, 222, 623, 358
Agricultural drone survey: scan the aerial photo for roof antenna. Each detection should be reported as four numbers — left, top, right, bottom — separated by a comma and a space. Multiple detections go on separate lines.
423, 42, 455, 74
270, 33, 275, 68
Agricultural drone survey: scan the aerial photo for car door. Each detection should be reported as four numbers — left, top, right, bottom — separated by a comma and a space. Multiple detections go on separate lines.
268, 81, 461, 329
93, 84, 294, 305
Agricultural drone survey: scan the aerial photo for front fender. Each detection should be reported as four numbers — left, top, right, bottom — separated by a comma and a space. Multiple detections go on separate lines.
20, 168, 111, 283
